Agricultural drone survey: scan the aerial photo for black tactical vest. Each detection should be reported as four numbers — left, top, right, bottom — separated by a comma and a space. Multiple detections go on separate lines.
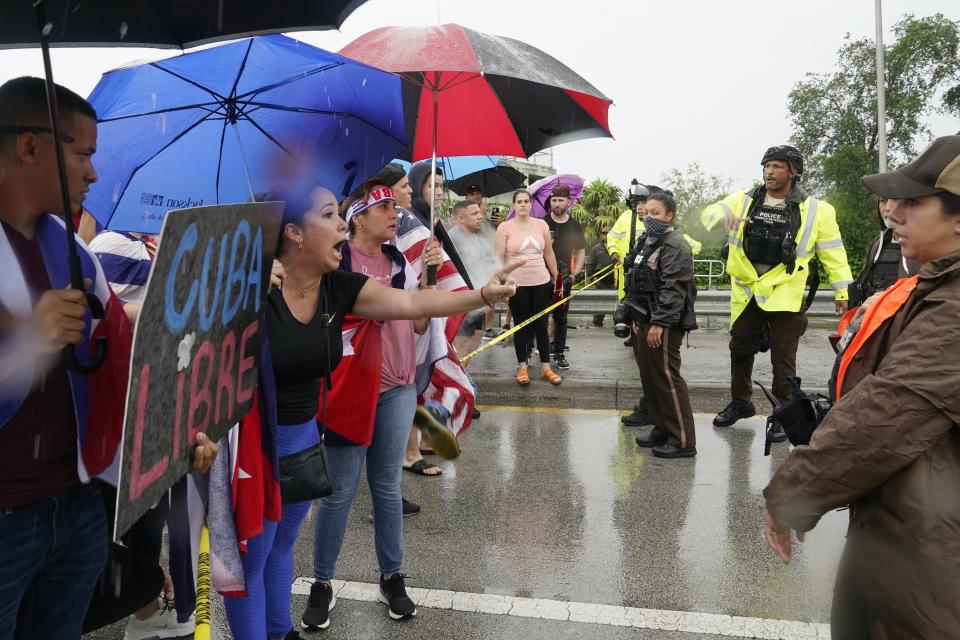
626, 234, 665, 306
864, 232, 903, 298
743, 202, 794, 266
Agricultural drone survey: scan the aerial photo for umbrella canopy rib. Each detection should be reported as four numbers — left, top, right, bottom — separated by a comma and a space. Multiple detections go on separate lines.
239, 62, 344, 101
228, 40, 255, 103
149, 61, 229, 101
109, 109, 220, 218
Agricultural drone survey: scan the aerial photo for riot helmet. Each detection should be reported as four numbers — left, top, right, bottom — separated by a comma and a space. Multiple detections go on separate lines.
626, 179, 650, 206
761, 145, 804, 176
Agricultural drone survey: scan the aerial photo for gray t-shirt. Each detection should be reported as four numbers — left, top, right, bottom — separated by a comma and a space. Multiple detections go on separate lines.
448, 224, 497, 287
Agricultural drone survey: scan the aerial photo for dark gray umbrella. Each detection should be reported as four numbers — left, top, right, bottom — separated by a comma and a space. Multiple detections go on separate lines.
447, 164, 527, 197
0, 0, 369, 373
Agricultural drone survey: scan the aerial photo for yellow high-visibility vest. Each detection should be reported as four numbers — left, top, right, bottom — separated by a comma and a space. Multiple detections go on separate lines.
701, 189, 853, 325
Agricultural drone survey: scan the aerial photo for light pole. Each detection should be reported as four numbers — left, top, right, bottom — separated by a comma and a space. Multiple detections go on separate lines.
875, 0, 888, 172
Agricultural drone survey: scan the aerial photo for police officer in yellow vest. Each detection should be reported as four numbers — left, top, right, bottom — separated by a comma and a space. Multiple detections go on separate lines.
701, 145, 852, 436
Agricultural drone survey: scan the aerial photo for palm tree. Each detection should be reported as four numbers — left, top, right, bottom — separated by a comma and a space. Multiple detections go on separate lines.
571, 179, 624, 242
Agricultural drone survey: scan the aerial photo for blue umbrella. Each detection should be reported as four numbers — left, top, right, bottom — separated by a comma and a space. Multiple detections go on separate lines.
86, 34, 407, 233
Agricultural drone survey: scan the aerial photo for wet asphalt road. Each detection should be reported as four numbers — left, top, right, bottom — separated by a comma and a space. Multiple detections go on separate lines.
85, 407, 845, 640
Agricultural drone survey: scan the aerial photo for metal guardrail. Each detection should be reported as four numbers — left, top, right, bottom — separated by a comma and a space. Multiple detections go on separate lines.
565, 288, 839, 319
694, 259, 726, 289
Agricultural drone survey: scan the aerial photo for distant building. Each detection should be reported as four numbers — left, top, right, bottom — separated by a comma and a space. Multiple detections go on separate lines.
489, 150, 557, 206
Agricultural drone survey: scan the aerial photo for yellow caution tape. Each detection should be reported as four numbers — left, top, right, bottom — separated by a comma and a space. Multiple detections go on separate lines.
460, 263, 616, 365
194, 524, 211, 640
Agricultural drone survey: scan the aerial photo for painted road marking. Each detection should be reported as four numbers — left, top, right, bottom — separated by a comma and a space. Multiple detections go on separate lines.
291, 578, 829, 639
477, 405, 730, 420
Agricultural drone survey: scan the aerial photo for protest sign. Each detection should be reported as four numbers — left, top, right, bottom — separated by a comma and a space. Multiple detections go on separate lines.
115, 202, 282, 537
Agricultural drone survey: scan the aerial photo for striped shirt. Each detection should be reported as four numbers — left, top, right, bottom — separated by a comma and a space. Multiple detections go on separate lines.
88, 230, 155, 304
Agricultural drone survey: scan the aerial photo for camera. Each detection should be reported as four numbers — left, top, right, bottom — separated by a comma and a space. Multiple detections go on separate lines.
613, 304, 630, 338
613, 299, 651, 338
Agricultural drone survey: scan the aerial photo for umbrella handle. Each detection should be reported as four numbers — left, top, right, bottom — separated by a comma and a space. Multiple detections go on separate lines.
35, 0, 108, 375
65, 292, 108, 374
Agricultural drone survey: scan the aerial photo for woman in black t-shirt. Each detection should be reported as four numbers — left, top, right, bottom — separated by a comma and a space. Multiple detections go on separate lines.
224, 184, 519, 640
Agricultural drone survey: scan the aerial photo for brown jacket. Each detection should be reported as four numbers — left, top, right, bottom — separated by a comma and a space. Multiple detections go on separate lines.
764, 248, 960, 638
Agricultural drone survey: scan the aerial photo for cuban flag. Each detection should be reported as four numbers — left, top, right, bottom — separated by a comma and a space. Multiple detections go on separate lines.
394, 208, 477, 437
324, 315, 383, 444
168, 336, 281, 621
0, 213, 132, 484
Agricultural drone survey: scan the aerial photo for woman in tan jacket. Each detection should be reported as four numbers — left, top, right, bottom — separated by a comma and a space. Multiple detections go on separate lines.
763, 136, 960, 639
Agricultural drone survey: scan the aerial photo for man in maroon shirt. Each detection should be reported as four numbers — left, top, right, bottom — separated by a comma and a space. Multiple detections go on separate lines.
0, 77, 218, 640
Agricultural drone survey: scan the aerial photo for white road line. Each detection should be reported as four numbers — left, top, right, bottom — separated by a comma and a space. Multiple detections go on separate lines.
291, 578, 830, 639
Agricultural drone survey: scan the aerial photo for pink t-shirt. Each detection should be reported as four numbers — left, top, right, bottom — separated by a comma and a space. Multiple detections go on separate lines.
497, 218, 551, 286
348, 244, 417, 393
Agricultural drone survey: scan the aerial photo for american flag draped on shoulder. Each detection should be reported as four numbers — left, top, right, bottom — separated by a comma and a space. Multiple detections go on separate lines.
395, 208, 477, 437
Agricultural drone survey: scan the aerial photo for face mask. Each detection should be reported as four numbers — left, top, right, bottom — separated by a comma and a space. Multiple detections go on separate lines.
643, 217, 672, 237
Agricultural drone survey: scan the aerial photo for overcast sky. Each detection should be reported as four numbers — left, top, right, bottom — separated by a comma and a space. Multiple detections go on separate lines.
2, 0, 958, 192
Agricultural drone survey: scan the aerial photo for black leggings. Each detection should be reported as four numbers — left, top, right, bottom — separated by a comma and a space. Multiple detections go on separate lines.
508, 282, 552, 364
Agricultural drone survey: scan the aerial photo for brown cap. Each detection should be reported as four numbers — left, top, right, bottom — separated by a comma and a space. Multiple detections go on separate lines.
862, 135, 960, 198
551, 183, 571, 198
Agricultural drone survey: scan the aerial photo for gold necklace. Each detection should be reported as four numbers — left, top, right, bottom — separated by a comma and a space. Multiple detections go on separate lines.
286, 275, 321, 298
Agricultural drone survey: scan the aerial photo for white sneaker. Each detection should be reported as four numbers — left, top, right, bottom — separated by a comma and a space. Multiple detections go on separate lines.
122, 600, 195, 640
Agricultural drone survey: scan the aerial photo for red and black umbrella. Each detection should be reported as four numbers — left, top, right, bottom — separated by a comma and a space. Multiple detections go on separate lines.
339, 23, 613, 282
339, 23, 613, 161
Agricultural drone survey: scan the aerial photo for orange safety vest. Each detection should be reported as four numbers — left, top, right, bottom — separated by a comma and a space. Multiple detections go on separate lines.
835, 275, 918, 397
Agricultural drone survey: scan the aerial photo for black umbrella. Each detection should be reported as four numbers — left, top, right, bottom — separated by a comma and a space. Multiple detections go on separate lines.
1, 0, 368, 373
447, 164, 527, 197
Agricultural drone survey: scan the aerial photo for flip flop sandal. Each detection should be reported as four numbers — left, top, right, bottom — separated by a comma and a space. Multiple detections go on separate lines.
541, 369, 562, 385
516, 365, 530, 385
419, 448, 435, 456
403, 459, 442, 476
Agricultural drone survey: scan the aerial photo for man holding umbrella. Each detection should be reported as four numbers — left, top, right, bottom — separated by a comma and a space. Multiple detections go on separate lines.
545, 184, 586, 370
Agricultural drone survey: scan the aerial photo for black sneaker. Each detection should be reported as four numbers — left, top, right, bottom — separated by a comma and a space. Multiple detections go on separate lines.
635, 431, 668, 447
651, 444, 697, 459
284, 630, 304, 640
712, 401, 756, 427
621, 404, 651, 427
472, 407, 481, 420
301, 580, 336, 630
378, 573, 417, 620
554, 355, 570, 369
402, 498, 421, 517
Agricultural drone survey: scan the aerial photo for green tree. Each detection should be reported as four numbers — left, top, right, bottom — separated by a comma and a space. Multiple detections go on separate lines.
570, 179, 623, 242
788, 12, 960, 274
661, 163, 733, 260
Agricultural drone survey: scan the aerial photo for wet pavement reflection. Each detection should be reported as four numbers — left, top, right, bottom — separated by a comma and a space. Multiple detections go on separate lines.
85, 407, 845, 639
322, 408, 844, 621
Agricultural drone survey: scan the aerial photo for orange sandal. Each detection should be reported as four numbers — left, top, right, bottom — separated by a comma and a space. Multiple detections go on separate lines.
516, 364, 530, 385
541, 367, 562, 385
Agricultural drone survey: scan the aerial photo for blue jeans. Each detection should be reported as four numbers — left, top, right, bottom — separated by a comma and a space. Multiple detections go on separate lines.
314, 384, 416, 580
224, 419, 320, 640
0, 483, 108, 640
